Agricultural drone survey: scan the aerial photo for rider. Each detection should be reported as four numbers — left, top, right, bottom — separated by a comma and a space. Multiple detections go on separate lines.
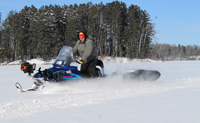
72, 31, 98, 78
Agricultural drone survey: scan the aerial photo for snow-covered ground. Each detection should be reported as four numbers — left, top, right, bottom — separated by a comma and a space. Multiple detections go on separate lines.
1, 58, 200, 123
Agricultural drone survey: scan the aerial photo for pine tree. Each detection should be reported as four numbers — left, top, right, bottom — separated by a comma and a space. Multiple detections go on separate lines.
0, 1, 157, 62
2, 10, 18, 61
105, 1, 127, 57
65, 4, 79, 46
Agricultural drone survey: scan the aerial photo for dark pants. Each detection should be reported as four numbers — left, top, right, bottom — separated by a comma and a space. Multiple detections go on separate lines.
80, 59, 98, 78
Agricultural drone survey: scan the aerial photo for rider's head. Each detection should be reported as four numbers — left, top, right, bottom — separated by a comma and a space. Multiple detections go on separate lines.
78, 31, 88, 42
79, 32, 85, 42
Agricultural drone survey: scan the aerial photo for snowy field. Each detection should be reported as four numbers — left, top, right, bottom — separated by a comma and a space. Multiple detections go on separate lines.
1, 58, 200, 123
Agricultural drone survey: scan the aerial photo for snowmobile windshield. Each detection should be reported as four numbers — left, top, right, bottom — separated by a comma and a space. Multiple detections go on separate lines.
54, 46, 76, 66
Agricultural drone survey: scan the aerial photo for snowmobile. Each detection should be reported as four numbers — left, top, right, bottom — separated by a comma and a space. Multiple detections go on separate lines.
15, 46, 161, 92
16, 46, 104, 92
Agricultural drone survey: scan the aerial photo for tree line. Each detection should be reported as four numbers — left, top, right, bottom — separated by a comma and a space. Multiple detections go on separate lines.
1, 1, 199, 63
0, 1, 154, 62
150, 43, 200, 61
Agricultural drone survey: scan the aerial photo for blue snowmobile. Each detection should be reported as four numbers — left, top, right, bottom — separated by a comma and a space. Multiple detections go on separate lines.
15, 46, 161, 92
16, 46, 104, 92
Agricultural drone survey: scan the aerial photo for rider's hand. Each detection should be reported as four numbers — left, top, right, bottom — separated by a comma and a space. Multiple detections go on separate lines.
77, 60, 84, 64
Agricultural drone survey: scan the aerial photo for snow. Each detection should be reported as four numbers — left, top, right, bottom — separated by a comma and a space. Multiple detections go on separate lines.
1, 58, 200, 123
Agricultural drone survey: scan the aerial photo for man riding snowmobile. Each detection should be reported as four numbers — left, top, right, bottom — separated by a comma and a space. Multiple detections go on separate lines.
72, 31, 98, 78
16, 37, 161, 92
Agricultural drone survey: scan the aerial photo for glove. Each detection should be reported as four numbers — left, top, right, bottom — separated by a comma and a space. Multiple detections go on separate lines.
77, 60, 84, 64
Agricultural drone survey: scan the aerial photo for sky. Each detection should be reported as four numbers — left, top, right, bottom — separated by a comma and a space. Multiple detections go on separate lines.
0, 0, 200, 46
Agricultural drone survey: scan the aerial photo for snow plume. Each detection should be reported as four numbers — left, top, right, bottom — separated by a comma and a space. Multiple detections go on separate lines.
40, 76, 165, 99
41, 77, 129, 94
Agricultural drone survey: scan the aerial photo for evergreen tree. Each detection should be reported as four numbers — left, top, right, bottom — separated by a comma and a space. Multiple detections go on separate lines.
0, 1, 158, 62
65, 4, 79, 46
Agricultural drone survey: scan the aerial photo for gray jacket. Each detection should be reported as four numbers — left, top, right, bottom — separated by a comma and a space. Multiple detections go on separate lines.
73, 38, 97, 63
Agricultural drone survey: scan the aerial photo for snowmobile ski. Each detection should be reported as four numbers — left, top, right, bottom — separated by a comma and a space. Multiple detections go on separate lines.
15, 82, 43, 92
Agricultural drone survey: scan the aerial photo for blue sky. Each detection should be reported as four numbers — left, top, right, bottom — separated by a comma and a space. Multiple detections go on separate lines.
1, 0, 200, 46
